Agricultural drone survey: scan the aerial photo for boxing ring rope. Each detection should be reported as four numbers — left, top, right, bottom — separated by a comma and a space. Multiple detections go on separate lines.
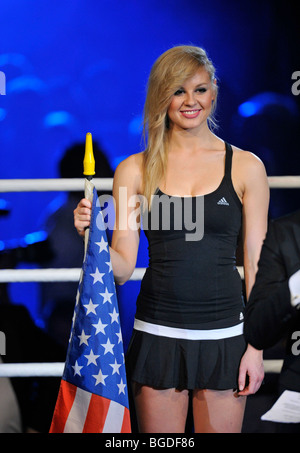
1, 175, 300, 193
0, 360, 283, 377
0, 178, 113, 192
0, 267, 146, 283
0, 175, 298, 378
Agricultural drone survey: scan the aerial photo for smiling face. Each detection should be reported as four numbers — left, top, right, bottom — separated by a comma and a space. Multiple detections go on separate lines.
167, 67, 217, 132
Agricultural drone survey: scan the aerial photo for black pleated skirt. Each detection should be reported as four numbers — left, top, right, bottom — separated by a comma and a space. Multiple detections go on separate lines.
125, 328, 247, 391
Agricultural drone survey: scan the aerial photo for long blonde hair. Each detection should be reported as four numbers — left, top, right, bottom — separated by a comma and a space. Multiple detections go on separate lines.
142, 45, 218, 208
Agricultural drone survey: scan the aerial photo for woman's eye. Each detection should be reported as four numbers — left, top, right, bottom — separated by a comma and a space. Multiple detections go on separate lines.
196, 88, 207, 93
174, 89, 184, 96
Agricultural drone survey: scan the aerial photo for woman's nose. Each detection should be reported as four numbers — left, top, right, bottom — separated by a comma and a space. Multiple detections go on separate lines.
184, 91, 197, 106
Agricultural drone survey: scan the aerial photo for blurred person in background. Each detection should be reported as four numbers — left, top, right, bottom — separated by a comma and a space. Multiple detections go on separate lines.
244, 210, 300, 433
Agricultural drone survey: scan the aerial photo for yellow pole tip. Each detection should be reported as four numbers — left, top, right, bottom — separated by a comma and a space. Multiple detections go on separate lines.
83, 132, 95, 176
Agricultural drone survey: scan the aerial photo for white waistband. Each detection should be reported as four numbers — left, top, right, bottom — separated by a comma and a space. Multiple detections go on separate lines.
134, 318, 244, 340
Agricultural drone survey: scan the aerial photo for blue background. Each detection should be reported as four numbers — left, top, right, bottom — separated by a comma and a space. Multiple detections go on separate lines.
0, 0, 300, 342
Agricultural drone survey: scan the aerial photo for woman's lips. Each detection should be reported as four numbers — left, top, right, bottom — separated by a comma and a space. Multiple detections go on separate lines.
180, 109, 201, 118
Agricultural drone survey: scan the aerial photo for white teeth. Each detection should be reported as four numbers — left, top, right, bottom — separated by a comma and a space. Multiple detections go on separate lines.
182, 110, 199, 115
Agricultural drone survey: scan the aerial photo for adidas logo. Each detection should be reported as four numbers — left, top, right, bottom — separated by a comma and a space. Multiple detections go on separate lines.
217, 197, 229, 206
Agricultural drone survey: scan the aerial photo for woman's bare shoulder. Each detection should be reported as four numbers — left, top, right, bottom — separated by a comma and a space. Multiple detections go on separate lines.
113, 152, 144, 192
231, 145, 267, 179
115, 152, 143, 171
231, 145, 269, 199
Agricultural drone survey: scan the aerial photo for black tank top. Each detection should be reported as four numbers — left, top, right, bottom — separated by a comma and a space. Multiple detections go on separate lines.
136, 142, 244, 330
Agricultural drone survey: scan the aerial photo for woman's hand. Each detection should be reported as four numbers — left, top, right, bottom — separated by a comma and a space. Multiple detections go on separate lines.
237, 344, 264, 396
73, 198, 92, 237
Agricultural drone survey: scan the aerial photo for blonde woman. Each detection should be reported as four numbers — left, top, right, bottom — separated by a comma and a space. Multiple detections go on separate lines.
74, 45, 269, 433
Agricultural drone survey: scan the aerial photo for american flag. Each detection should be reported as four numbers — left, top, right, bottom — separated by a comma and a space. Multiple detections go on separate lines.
50, 186, 131, 433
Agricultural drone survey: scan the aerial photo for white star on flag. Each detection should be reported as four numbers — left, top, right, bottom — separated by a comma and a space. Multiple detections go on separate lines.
92, 318, 108, 335
109, 307, 119, 324
117, 378, 126, 395
92, 369, 108, 386
83, 298, 99, 315
90, 267, 105, 284
78, 329, 91, 346
95, 236, 108, 253
106, 260, 113, 273
115, 330, 123, 344
72, 360, 83, 376
109, 358, 122, 375
84, 349, 100, 366
101, 338, 115, 355
100, 287, 114, 304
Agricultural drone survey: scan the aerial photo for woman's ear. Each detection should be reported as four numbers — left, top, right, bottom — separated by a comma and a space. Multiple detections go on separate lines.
212, 78, 217, 99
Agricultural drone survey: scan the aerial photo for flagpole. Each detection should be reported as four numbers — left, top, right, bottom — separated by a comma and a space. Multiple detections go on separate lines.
83, 132, 95, 256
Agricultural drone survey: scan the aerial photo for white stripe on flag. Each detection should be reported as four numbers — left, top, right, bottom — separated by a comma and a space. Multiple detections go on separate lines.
102, 400, 125, 433
63, 387, 92, 433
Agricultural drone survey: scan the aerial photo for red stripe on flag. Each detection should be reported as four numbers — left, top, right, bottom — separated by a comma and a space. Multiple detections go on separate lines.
121, 407, 131, 433
82, 393, 111, 433
49, 381, 77, 433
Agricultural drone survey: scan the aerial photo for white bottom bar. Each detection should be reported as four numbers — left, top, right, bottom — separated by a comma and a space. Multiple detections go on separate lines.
134, 318, 244, 340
